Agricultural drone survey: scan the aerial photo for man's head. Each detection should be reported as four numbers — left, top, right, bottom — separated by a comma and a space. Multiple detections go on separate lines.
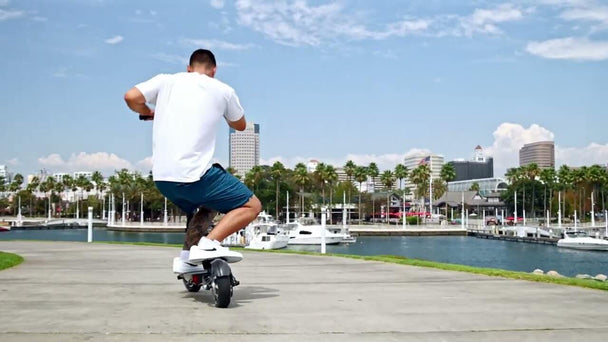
187, 49, 217, 77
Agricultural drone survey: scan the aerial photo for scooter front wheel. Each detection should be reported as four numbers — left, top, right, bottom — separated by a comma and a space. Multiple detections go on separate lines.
212, 276, 232, 308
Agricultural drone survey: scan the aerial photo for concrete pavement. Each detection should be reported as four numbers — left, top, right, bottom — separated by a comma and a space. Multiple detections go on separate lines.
1, 241, 607, 341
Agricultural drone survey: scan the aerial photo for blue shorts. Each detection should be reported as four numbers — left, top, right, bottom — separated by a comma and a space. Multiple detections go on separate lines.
155, 164, 254, 215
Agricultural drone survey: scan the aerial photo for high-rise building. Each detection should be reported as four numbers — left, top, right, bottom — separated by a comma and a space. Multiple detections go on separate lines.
229, 122, 260, 178
0, 165, 7, 182
449, 146, 494, 181
403, 153, 444, 197
519, 141, 555, 169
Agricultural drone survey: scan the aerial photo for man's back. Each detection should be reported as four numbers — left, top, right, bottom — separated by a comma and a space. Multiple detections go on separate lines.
136, 72, 244, 182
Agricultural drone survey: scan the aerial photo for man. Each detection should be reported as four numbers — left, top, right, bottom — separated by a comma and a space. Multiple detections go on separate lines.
124, 49, 262, 273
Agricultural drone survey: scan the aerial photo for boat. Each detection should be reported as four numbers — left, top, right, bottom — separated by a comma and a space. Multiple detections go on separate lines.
0, 224, 10, 232
244, 212, 289, 250
283, 217, 344, 245
557, 230, 608, 251
327, 226, 357, 243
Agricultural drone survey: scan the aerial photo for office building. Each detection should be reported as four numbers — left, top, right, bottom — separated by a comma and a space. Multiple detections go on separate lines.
519, 141, 555, 169
0, 165, 7, 182
449, 146, 494, 181
229, 122, 260, 178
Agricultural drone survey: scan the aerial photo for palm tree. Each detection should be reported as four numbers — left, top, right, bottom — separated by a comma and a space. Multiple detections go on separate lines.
244, 165, 264, 193
523, 163, 541, 218
380, 170, 395, 223
539, 168, 556, 219
325, 165, 338, 222
409, 164, 430, 211
353, 166, 368, 223
343, 160, 356, 208
469, 182, 480, 192
292, 163, 310, 217
394, 164, 409, 191
439, 163, 456, 217
557, 165, 573, 217
270, 161, 286, 217
91, 171, 104, 199
314, 162, 329, 206
367, 162, 379, 220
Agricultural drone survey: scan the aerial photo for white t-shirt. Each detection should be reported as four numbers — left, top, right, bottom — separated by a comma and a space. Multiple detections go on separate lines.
135, 72, 244, 182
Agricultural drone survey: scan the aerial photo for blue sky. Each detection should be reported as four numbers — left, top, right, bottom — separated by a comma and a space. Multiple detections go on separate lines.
1, 0, 607, 179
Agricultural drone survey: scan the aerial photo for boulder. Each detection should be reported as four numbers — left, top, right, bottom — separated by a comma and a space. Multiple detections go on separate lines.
593, 274, 607, 282
575, 274, 593, 280
532, 269, 544, 275
546, 270, 563, 278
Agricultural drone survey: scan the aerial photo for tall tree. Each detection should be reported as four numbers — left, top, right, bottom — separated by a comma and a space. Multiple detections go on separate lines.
409, 164, 430, 211
539, 167, 557, 218
380, 170, 395, 223
270, 161, 286, 217
367, 162, 379, 219
353, 166, 368, 222
314, 162, 329, 206
292, 163, 310, 217
394, 164, 409, 191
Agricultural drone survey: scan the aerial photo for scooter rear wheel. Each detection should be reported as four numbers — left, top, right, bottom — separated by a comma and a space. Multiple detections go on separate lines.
212, 276, 232, 308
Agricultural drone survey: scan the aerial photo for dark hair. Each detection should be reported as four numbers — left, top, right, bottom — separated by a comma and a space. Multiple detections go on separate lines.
189, 49, 216, 68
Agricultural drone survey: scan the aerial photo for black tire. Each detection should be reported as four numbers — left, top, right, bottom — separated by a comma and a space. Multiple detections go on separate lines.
182, 278, 202, 292
212, 276, 232, 308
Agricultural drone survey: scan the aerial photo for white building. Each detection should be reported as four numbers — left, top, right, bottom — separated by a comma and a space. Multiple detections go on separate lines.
73, 171, 93, 180
307, 159, 319, 173
0, 165, 7, 181
229, 122, 260, 178
403, 153, 444, 198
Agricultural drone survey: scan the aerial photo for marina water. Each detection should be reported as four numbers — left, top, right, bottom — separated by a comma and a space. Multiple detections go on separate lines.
2, 229, 607, 277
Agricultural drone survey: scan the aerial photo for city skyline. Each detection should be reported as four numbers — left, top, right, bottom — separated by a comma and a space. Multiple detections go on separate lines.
1, 1, 607, 178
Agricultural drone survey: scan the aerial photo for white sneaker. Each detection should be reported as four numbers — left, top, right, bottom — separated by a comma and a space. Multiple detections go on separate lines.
172, 257, 204, 274
188, 237, 243, 263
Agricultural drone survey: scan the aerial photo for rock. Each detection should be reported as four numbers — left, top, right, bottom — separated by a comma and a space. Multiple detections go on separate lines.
546, 270, 563, 278
576, 274, 593, 280
593, 274, 607, 282
532, 269, 544, 275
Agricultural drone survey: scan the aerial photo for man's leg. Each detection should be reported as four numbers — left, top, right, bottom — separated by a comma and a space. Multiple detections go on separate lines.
183, 208, 216, 250
206, 195, 262, 242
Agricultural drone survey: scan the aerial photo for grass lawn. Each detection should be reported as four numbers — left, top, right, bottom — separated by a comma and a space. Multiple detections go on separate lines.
0, 251, 24, 271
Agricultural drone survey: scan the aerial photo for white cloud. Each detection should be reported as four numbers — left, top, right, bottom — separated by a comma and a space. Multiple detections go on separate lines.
526, 37, 608, 60
0, 8, 23, 20
104, 35, 124, 44
137, 156, 153, 172
183, 38, 254, 50
0, 0, 10, 7
560, 7, 608, 24
484, 123, 555, 177
38, 152, 133, 173
152, 53, 187, 65
459, 3, 524, 36
210, 0, 225, 9
556, 143, 608, 168
235, 0, 430, 46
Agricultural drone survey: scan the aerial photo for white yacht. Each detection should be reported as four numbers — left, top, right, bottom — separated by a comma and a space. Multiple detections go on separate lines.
557, 230, 608, 251
283, 217, 344, 245
245, 212, 289, 250
327, 226, 357, 243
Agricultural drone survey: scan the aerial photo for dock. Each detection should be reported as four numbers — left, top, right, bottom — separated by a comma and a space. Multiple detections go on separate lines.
347, 224, 467, 236
468, 231, 559, 245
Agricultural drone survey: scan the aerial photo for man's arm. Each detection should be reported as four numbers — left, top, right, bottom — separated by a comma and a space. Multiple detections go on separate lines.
227, 116, 246, 131
124, 87, 154, 119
